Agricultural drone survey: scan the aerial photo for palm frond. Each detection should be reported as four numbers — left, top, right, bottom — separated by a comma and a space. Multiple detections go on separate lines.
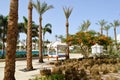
110, 20, 120, 28
63, 6, 73, 19
40, 2, 47, 14
44, 5, 54, 14
103, 25, 111, 30
42, 23, 52, 36
98, 19, 107, 26
32, 0, 53, 16
23, 16, 28, 29
44, 23, 52, 28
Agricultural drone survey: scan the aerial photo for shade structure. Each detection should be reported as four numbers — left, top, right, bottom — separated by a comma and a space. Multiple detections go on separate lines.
91, 43, 103, 55
47, 41, 67, 60
47, 41, 67, 48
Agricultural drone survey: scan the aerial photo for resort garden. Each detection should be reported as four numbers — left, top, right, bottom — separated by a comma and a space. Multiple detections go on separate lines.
0, 0, 120, 80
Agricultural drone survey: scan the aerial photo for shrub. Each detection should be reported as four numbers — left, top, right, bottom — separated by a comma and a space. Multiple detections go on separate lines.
105, 76, 118, 80
31, 74, 65, 80
40, 68, 51, 76
51, 67, 62, 74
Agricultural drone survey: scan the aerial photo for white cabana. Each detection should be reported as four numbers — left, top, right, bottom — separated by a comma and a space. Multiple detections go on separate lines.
47, 41, 67, 60
91, 43, 103, 55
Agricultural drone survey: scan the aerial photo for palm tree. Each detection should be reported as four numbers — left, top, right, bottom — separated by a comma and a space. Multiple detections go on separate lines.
32, 24, 39, 50
58, 35, 65, 42
32, 24, 39, 38
23, 16, 28, 34
32, 0, 53, 62
23, 16, 37, 37
103, 24, 111, 37
42, 23, 52, 41
0, 15, 8, 58
42, 23, 52, 55
4, 0, 18, 80
26, 0, 33, 71
96, 19, 107, 35
79, 20, 91, 32
18, 22, 24, 33
110, 20, 120, 49
63, 6, 73, 59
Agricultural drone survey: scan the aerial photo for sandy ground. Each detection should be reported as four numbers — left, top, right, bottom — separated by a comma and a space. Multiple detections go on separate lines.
0, 54, 82, 80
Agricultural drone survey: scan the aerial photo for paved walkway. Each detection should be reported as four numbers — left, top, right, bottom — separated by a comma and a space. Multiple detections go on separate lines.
0, 54, 82, 80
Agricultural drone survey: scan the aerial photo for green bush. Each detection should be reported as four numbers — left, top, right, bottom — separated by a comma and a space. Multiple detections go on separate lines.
40, 68, 51, 76
31, 74, 65, 80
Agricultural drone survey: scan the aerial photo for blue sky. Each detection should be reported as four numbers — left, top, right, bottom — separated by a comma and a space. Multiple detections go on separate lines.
0, 0, 120, 41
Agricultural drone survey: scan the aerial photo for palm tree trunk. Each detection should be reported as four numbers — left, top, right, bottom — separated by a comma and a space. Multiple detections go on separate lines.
66, 19, 69, 59
39, 15, 43, 63
106, 30, 108, 37
4, 0, 18, 80
43, 34, 45, 55
114, 27, 118, 49
26, 0, 33, 70
100, 26, 103, 35
101, 26, 103, 35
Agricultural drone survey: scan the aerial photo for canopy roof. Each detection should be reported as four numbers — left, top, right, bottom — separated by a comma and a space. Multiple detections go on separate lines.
47, 41, 67, 48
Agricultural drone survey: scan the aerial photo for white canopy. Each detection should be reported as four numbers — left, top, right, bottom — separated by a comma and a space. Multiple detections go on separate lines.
47, 41, 67, 56
47, 41, 67, 48
91, 43, 103, 54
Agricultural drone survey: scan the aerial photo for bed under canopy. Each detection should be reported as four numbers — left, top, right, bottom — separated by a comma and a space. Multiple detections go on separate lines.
47, 41, 68, 60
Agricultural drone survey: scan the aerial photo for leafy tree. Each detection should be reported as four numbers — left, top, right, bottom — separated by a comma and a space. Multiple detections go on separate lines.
67, 31, 112, 58
32, 0, 53, 62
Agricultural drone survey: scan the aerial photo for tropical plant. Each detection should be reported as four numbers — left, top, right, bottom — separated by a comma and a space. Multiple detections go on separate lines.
0, 15, 8, 57
32, 0, 53, 62
42, 23, 52, 55
26, 0, 33, 71
32, 23, 39, 38
103, 24, 111, 37
58, 35, 66, 42
4, 0, 18, 80
79, 20, 91, 32
23, 16, 28, 34
18, 22, 24, 33
110, 20, 120, 49
63, 6, 73, 59
42, 23, 52, 41
96, 19, 107, 35
21, 16, 38, 36
32, 24, 39, 50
